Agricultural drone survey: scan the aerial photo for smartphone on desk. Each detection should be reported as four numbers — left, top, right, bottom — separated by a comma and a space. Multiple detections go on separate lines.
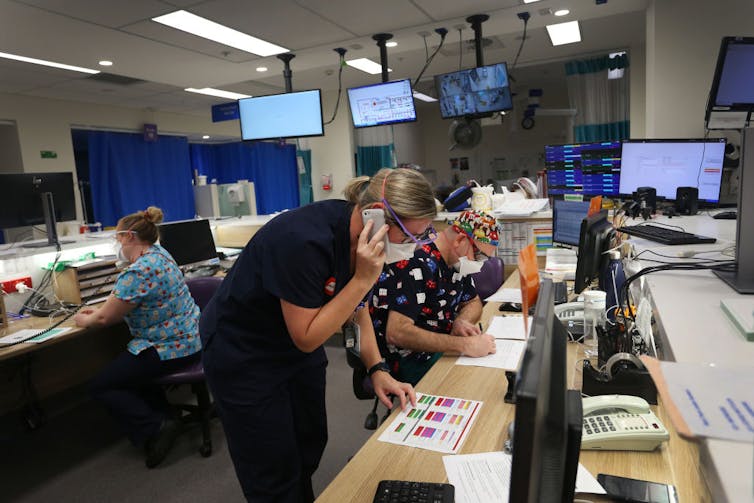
597, 474, 678, 503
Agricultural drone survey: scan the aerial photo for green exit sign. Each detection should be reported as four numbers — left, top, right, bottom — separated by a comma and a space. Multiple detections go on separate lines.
40, 150, 57, 159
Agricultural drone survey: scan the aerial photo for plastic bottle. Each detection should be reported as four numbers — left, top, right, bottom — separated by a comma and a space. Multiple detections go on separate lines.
602, 250, 626, 322
583, 290, 607, 362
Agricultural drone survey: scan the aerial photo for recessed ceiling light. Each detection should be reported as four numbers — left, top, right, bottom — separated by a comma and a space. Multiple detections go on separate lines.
152, 10, 288, 57
412, 91, 437, 102
523, 0, 541, 3
185, 87, 251, 100
553, 9, 570, 16
256, 66, 268, 72
0, 51, 99, 74
546, 20, 581, 46
346, 58, 391, 75
98, 60, 113, 66
202, 135, 210, 139
385, 41, 398, 48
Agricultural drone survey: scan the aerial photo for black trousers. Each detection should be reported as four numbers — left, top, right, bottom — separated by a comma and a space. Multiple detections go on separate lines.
204, 351, 328, 503
90, 347, 200, 446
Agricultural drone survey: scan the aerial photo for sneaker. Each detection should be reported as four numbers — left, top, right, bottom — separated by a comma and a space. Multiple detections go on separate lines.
145, 418, 180, 468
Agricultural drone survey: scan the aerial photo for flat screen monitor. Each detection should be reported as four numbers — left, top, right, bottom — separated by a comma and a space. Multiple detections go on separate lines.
509, 278, 582, 502
238, 89, 324, 141
619, 139, 726, 204
158, 219, 219, 269
0, 172, 76, 229
545, 141, 622, 197
706, 37, 754, 129
347, 79, 417, 128
435, 62, 512, 119
574, 210, 614, 294
552, 200, 591, 247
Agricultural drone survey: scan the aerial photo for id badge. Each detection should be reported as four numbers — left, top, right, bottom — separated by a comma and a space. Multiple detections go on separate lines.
343, 320, 361, 354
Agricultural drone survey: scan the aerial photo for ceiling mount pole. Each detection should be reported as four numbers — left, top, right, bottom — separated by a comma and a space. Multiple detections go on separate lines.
277, 53, 296, 93
372, 33, 393, 83
465, 14, 489, 67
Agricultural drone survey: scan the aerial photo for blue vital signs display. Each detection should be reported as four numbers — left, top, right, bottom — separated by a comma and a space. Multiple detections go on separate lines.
545, 141, 622, 197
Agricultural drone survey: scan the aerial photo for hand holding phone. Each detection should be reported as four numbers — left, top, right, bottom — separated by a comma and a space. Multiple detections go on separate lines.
361, 209, 388, 249
597, 474, 678, 503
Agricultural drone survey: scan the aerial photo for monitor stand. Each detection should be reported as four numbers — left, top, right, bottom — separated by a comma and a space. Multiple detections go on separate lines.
714, 127, 754, 293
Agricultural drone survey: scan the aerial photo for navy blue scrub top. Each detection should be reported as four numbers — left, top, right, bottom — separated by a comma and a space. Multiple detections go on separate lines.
200, 200, 353, 371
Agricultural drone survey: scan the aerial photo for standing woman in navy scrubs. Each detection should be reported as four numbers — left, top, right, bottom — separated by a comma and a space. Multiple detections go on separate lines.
200, 168, 437, 502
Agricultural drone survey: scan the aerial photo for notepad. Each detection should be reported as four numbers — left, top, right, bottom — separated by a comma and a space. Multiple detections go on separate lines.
485, 316, 531, 340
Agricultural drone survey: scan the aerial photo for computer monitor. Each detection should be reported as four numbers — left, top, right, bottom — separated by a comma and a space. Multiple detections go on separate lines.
574, 210, 614, 294
545, 141, 622, 197
619, 139, 726, 204
434, 62, 512, 119
706, 36, 754, 129
552, 200, 591, 247
158, 219, 219, 270
347, 79, 417, 128
238, 89, 324, 141
509, 278, 582, 502
0, 172, 76, 229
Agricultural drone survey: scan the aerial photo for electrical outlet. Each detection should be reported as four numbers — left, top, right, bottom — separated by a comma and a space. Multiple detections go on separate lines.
1, 276, 32, 294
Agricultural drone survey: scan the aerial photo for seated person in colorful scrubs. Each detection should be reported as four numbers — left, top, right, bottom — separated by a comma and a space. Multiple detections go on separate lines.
74, 206, 201, 468
370, 210, 500, 385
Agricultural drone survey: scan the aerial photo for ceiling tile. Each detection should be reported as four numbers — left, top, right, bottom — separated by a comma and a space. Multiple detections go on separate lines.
295, 0, 432, 37
16, 0, 174, 28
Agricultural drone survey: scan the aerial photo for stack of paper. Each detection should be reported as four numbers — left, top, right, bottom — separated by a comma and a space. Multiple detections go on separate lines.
456, 316, 531, 370
492, 198, 549, 217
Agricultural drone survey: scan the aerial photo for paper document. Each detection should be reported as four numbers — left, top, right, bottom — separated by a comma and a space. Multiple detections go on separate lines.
443, 451, 605, 503
378, 392, 482, 454
484, 288, 522, 303
485, 316, 531, 340
0, 327, 71, 345
456, 339, 526, 370
642, 357, 754, 443
492, 198, 549, 217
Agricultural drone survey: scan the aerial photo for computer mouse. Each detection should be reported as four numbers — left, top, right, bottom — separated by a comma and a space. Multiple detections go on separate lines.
712, 211, 737, 220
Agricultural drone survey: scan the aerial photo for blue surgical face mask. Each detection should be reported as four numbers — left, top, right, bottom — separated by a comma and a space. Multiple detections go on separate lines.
385, 241, 416, 264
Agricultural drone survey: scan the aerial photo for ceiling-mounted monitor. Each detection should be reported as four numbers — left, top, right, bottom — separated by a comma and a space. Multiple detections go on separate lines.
347, 79, 417, 128
706, 36, 754, 129
434, 62, 512, 119
238, 89, 324, 141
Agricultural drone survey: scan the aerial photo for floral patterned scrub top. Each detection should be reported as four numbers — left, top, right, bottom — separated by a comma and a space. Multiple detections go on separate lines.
112, 244, 201, 360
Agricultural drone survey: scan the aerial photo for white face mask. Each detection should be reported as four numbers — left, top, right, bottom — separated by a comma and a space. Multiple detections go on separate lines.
385, 241, 416, 264
113, 241, 129, 264
454, 256, 485, 277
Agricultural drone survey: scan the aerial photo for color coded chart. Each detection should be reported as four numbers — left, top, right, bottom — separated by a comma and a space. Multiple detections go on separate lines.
378, 392, 482, 454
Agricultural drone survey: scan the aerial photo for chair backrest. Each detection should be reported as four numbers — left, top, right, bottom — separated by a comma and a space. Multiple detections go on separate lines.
471, 256, 505, 301
185, 276, 223, 311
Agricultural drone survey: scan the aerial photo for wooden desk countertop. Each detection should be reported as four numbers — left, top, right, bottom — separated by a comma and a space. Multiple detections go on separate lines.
0, 314, 85, 362
316, 274, 711, 502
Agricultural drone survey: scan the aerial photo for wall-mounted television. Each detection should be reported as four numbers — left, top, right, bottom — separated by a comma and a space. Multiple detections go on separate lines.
434, 62, 512, 119
238, 89, 324, 141
347, 79, 417, 128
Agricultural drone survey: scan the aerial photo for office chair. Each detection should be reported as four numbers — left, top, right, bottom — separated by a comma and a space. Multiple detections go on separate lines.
471, 256, 505, 302
344, 330, 395, 430
153, 275, 222, 458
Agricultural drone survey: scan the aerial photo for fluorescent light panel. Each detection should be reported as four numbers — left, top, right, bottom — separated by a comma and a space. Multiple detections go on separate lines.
0, 51, 99, 74
546, 20, 581, 46
185, 87, 251, 100
346, 58, 391, 75
523, 0, 541, 3
152, 10, 288, 57
412, 91, 437, 102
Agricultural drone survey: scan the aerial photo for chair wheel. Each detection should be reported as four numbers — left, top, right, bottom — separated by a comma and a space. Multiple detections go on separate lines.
200, 444, 212, 457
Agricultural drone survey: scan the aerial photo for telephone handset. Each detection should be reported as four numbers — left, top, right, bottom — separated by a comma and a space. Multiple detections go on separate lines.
554, 301, 584, 322
361, 209, 388, 250
581, 394, 669, 451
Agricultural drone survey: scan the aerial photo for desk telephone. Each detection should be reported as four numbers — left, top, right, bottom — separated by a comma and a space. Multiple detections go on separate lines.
581, 394, 669, 451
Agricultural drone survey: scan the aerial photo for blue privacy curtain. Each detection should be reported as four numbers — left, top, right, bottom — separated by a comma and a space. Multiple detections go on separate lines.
565, 53, 630, 142
87, 131, 195, 227
296, 138, 313, 206
189, 141, 299, 213
355, 126, 396, 177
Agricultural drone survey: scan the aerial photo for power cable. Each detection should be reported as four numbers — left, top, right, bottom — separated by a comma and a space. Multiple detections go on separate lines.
324, 48, 347, 126
413, 28, 448, 88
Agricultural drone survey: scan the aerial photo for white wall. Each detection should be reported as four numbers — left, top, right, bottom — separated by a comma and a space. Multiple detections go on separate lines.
645, 0, 754, 138
393, 120, 425, 169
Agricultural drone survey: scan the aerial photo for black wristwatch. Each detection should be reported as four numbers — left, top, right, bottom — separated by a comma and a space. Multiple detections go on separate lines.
367, 360, 390, 377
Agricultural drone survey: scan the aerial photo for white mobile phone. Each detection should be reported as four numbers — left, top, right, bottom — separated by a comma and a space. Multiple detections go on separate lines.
361, 208, 388, 246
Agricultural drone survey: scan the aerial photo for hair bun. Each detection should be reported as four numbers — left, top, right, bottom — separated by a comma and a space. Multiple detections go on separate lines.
143, 206, 164, 224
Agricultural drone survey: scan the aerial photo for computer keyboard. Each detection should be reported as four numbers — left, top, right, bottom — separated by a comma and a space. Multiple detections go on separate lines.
617, 224, 716, 245
373, 480, 454, 503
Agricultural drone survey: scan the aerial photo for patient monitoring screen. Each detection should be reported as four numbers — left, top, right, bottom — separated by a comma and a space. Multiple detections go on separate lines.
619, 140, 726, 203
